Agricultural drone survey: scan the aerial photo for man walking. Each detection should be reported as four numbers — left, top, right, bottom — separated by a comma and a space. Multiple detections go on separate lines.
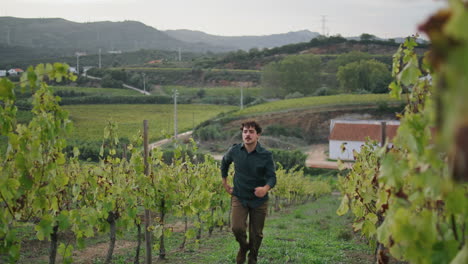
221, 120, 276, 264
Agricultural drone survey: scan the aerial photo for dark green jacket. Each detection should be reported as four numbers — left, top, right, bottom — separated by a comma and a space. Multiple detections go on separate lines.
221, 143, 276, 208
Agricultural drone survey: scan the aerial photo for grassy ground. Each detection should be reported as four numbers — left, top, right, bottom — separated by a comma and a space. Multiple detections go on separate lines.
18, 194, 372, 264
62, 104, 237, 142
233, 93, 402, 117
161, 194, 373, 264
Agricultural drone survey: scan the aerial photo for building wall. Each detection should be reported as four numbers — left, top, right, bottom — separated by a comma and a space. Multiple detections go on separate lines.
329, 140, 365, 160
329, 140, 394, 160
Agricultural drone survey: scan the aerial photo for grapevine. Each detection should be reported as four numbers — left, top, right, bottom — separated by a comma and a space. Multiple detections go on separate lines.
337, 1, 468, 263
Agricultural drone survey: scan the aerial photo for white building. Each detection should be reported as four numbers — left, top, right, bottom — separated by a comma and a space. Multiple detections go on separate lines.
8, 68, 24, 76
0, 70, 6, 77
329, 120, 399, 161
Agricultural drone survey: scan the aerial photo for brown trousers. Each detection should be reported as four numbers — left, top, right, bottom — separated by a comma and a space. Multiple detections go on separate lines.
231, 196, 268, 263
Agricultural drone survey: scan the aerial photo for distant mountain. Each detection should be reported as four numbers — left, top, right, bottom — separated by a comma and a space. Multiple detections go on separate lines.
165, 29, 320, 50
0, 17, 322, 57
0, 17, 231, 55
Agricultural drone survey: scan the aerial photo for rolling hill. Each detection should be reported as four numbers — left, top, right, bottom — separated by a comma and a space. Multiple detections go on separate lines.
0, 17, 320, 56
164, 29, 320, 50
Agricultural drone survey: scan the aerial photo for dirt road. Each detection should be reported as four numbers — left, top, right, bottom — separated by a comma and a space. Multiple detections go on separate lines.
305, 144, 337, 169
149, 131, 193, 150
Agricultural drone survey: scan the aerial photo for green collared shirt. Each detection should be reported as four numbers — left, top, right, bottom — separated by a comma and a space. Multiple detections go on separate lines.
221, 142, 276, 208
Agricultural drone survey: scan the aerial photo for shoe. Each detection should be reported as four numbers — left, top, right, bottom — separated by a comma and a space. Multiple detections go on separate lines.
247, 252, 257, 264
236, 244, 249, 264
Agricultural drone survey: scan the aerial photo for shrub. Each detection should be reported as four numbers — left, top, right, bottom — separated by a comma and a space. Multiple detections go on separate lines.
271, 149, 307, 171
264, 124, 304, 139
161, 147, 206, 164
247, 97, 267, 106
194, 123, 225, 141
313, 87, 333, 96
101, 74, 123, 88
59, 95, 173, 105
284, 92, 304, 99
65, 138, 130, 162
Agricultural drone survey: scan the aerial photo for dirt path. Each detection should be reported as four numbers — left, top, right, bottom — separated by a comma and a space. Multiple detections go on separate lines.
149, 131, 193, 150
305, 144, 353, 169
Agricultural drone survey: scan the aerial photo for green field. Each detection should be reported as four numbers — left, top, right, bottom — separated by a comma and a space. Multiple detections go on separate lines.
63, 104, 237, 142
52, 86, 140, 96
234, 93, 403, 116
162, 85, 262, 97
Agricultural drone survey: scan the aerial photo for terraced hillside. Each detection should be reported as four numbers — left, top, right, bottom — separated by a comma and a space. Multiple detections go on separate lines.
194, 94, 404, 153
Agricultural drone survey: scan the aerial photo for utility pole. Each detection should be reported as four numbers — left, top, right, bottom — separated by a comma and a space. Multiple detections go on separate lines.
321, 15, 327, 36
178, 47, 181, 61
6, 26, 11, 46
173, 89, 179, 140
240, 86, 244, 110
76, 54, 80, 75
98, 48, 102, 69
142, 73, 146, 92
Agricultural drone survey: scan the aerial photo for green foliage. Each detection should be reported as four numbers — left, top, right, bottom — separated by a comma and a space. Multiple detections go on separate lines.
261, 54, 322, 97
194, 123, 225, 141
0, 62, 78, 262
234, 93, 402, 117
1, 62, 329, 263
338, 5, 468, 262
101, 74, 124, 88
271, 165, 331, 207
200, 34, 412, 71
263, 124, 304, 140
64, 138, 130, 162
271, 149, 307, 171
52, 86, 140, 96
337, 59, 392, 93
160, 145, 207, 165
313, 86, 335, 96
360, 33, 377, 41
90, 67, 261, 87
284, 91, 304, 99
325, 51, 373, 73
59, 95, 174, 105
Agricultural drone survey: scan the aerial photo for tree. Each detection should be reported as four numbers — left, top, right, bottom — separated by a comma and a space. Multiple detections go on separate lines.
261, 54, 322, 97
325, 51, 372, 73
360, 33, 377, 41
337, 59, 391, 93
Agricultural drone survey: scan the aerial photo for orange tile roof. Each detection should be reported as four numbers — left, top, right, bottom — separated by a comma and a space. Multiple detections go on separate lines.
329, 123, 399, 142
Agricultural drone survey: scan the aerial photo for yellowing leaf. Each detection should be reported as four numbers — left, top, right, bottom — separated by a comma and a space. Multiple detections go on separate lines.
336, 195, 349, 216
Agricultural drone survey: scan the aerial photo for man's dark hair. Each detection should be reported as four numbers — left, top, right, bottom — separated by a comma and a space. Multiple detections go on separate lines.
240, 120, 262, 134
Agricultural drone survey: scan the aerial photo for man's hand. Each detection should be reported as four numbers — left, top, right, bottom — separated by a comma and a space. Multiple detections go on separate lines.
224, 184, 233, 194
254, 185, 271, 198
222, 178, 233, 194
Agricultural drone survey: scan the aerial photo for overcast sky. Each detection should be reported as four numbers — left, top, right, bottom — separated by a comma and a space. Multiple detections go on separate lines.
0, 0, 447, 38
